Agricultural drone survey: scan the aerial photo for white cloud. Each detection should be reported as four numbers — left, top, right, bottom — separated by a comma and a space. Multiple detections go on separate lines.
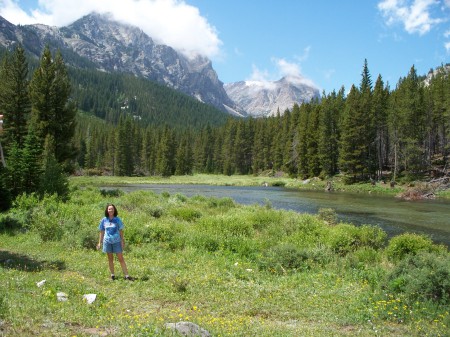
246, 64, 276, 90
247, 58, 318, 89
378, 0, 445, 35
445, 41, 450, 52
0, 0, 222, 58
274, 58, 302, 78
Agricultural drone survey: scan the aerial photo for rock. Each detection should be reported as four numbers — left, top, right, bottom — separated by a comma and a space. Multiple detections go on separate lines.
56, 292, 68, 302
83, 294, 97, 304
164, 321, 211, 337
36, 280, 46, 287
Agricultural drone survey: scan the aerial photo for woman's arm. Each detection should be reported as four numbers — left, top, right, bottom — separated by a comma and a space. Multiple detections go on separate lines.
96, 230, 105, 250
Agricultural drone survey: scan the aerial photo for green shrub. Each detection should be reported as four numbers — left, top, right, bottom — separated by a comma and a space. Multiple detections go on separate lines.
192, 233, 221, 252
328, 224, 387, 256
221, 235, 259, 258
78, 227, 98, 250
28, 196, 64, 242
350, 247, 382, 265
225, 218, 254, 237
271, 181, 286, 187
207, 197, 235, 209
170, 207, 202, 222
12, 192, 40, 211
0, 215, 24, 232
172, 193, 187, 203
318, 208, 338, 225
30, 208, 63, 242
384, 252, 450, 304
249, 208, 282, 231
328, 224, 357, 255
100, 189, 123, 197
357, 225, 387, 250
386, 233, 436, 261
258, 243, 309, 274
127, 222, 185, 247
147, 205, 164, 218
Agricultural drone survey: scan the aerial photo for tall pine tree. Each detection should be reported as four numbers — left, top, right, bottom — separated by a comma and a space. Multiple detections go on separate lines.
0, 45, 31, 152
29, 46, 77, 172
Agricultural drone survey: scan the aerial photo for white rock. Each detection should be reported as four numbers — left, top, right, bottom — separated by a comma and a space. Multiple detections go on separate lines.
36, 280, 46, 287
56, 292, 68, 302
83, 294, 97, 304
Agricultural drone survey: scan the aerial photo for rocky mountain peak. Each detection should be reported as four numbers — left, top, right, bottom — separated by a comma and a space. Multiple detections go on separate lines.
224, 75, 320, 117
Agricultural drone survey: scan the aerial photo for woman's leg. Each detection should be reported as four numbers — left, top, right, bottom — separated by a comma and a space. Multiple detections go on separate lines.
116, 253, 129, 276
107, 253, 115, 274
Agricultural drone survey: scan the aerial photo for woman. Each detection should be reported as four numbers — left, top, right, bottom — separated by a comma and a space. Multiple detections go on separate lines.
97, 203, 134, 281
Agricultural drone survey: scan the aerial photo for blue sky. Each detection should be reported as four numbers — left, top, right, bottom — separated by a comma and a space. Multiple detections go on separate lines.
1, 0, 449, 94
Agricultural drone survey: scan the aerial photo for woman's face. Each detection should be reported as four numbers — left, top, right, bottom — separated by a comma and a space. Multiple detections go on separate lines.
107, 205, 115, 217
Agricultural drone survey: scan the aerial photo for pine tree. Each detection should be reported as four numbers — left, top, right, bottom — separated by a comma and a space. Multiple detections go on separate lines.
297, 102, 311, 178
359, 59, 376, 178
175, 131, 193, 175
393, 66, 427, 179
156, 125, 176, 177
307, 102, 321, 177
29, 46, 77, 172
339, 85, 364, 181
221, 119, 237, 175
0, 45, 31, 151
372, 75, 389, 180
319, 88, 344, 177
116, 115, 135, 176
19, 126, 43, 195
39, 135, 69, 200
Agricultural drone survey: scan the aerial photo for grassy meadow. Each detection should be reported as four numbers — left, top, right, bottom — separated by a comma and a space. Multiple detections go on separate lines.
0, 177, 449, 336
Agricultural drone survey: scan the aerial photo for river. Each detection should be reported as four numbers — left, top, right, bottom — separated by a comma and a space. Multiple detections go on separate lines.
106, 184, 450, 247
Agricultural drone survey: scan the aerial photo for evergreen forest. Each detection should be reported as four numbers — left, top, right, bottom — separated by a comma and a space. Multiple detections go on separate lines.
1, 46, 449, 209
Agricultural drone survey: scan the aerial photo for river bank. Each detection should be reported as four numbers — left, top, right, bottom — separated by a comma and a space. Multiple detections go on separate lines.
70, 173, 450, 199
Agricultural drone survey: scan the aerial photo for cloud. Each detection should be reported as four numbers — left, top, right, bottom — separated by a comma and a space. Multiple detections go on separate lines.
377, 0, 445, 35
247, 58, 318, 89
0, 0, 222, 58
446, 41, 450, 52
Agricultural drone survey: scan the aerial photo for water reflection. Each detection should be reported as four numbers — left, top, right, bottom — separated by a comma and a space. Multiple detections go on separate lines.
106, 184, 450, 247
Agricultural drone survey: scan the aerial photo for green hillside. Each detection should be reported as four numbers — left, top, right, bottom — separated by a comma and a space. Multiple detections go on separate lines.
69, 67, 233, 130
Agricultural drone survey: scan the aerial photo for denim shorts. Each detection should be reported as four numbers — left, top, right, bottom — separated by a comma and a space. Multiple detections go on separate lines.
103, 241, 122, 253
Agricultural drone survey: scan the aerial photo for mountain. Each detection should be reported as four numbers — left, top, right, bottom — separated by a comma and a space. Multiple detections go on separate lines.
0, 13, 244, 116
224, 76, 320, 117
0, 13, 320, 118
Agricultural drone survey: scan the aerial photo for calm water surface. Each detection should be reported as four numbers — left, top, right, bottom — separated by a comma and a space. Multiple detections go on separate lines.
108, 184, 450, 247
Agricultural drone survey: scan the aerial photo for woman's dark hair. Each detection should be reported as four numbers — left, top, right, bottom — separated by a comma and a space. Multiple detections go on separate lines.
104, 203, 118, 217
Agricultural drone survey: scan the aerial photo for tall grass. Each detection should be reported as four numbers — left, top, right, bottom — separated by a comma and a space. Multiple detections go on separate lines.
0, 186, 449, 336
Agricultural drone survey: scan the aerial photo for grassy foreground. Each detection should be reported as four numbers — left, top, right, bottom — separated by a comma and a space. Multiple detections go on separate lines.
0, 182, 449, 336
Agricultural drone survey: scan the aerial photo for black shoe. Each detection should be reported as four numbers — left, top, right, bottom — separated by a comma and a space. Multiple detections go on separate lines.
125, 276, 135, 281
111, 275, 116, 281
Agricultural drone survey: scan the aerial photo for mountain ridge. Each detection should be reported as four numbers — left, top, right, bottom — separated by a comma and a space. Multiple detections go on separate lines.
0, 13, 245, 116
0, 13, 320, 117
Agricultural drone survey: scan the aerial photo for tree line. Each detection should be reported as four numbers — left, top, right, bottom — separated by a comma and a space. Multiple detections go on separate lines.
75, 60, 449, 183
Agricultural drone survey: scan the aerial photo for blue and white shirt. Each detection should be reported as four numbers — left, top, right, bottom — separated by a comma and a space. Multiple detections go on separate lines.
98, 217, 124, 244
